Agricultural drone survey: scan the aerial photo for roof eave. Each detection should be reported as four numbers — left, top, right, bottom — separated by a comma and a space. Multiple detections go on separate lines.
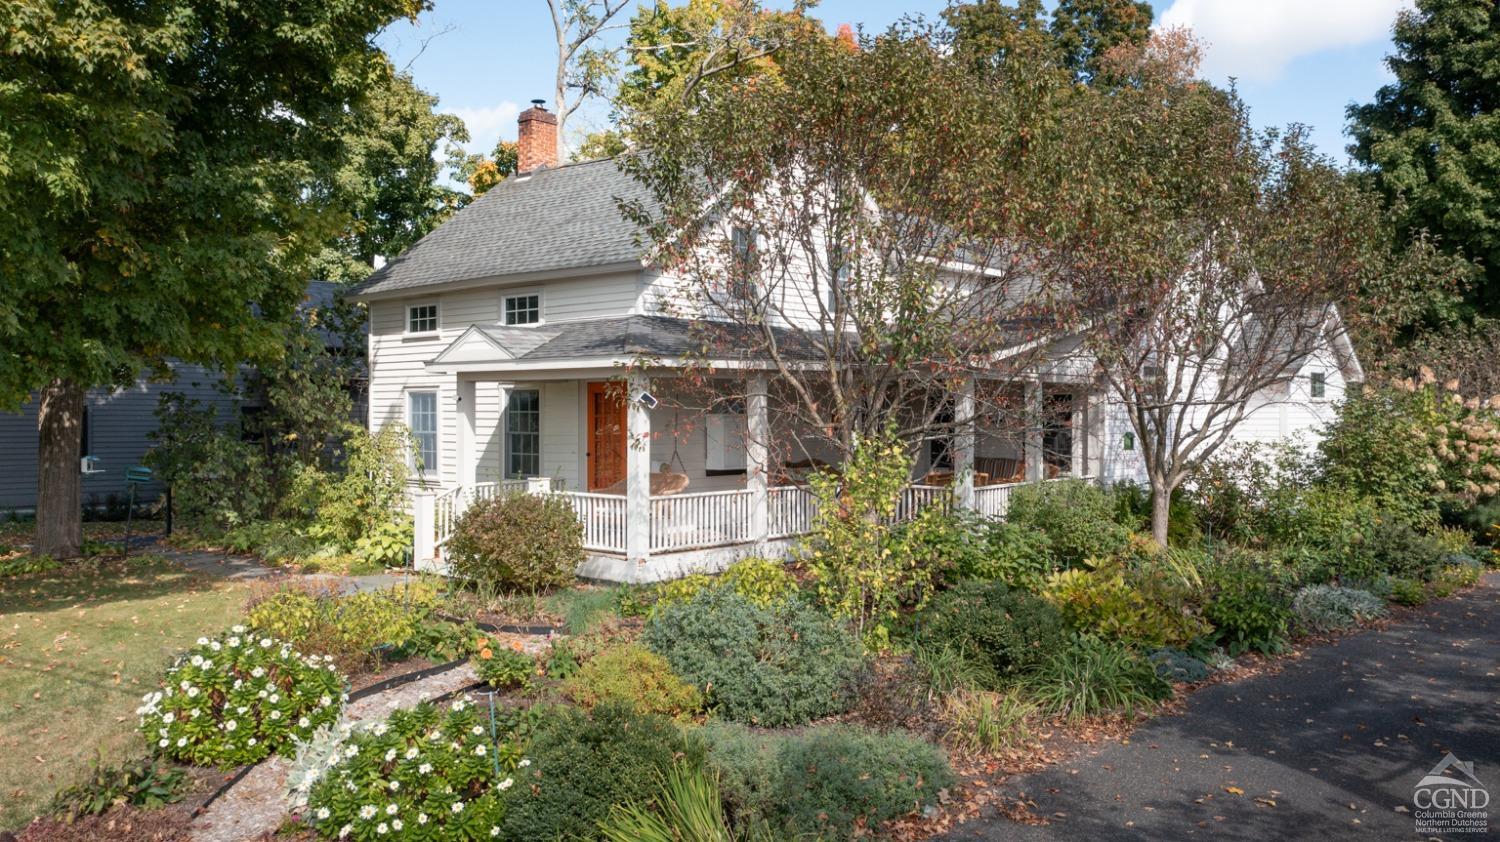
348, 259, 647, 303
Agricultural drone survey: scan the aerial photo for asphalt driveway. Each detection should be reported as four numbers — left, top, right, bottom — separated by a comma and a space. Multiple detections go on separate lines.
941, 574, 1499, 840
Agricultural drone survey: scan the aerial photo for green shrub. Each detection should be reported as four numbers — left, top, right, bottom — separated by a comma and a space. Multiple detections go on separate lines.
1007, 479, 1131, 567
307, 424, 412, 552
448, 493, 583, 592
893, 506, 993, 584
501, 703, 703, 842
773, 725, 955, 839
1203, 552, 1293, 655
911, 641, 992, 696
352, 517, 412, 569
1024, 637, 1172, 720
1354, 517, 1448, 582
1147, 647, 1213, 683
562, 643, 703, 720
652, 557, 800, 614
1387, 577, 1428, 606
245, 586, 428, 670
48, 756, 188, 820
137, 626, 345, 768
0, 554, 60, 577
955, 520, 1055, 589
700, 722, 953, 841
643, 588, 861, 727
1292, 585, 1386, 632
476, 645, 536, 691
1041, 558, 1211, 648
914, 580, 1068, 689
305, 698, 524, 840
1430, 562, 1482, 597
803, 430, 937, 646
1260, 486, 1379, 558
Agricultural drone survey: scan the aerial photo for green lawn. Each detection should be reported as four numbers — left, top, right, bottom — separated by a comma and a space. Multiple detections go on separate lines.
0, 557, 246, 830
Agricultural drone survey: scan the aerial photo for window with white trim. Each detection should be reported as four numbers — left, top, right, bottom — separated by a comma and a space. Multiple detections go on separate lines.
407, 303, 438, 334
506, 389, 541, 478
504, 293, 541, 325
408, 392, 438, 473
1310, 371, 1327, 399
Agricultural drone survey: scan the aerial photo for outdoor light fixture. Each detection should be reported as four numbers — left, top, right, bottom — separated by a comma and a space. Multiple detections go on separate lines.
638, 391, 659, 409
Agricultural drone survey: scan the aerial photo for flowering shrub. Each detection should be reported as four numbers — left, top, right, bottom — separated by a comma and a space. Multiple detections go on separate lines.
137, 626, 346, 768
474, 642, 535, 691
305, 698, 529, 841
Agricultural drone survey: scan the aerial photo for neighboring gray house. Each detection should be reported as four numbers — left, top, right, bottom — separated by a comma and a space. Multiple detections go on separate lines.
0, 281, 361, 512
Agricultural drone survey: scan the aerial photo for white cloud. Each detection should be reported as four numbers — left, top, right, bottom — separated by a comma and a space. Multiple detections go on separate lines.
1157, 0, 1411, 83
450, 101, 521, 156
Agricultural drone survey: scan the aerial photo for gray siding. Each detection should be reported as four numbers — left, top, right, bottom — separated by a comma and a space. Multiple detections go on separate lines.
0, 365, 237, 511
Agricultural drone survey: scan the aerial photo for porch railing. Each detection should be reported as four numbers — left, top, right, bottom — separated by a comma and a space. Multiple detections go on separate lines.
651, 488, 755, 553
555, 491, 628, 554
768, 485, 816, 539
424, 474, 1095, 565
972, 480, 1023, 519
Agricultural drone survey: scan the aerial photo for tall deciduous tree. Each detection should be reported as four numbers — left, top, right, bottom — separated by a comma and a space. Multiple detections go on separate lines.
0, 0, 423, 557
1347, 0, 1500, 318
1051, 33, 1388, 543
544, 0, 633, 160
944, 0, 1153, 82
621, 22, 1074, 464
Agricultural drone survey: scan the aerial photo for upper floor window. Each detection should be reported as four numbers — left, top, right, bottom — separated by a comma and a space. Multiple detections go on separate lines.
504, 294, 541, 325
728, 225, 759, 307
1121, 431, 1135, 451
407, 303, 438, 335
408, 391, 438, 473
1310, 371, 1327, 399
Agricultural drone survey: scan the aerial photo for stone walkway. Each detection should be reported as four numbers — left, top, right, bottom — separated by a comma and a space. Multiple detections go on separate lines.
157, 544, 408, 593
188, 663, 481, 842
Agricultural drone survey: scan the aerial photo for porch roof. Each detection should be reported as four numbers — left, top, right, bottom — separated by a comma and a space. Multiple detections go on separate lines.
427, 314, 819, 372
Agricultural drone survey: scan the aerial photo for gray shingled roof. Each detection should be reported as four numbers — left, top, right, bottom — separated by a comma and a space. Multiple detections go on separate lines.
352, 159, 652, 297
439, 315, 823, 365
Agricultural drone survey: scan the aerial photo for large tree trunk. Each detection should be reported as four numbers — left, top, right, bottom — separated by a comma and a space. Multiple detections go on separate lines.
1150, 478, 1172, 547
36, 378, 84, 559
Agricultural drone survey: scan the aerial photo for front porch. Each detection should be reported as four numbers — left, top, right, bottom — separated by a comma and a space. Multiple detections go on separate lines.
410, 369, 1103, 583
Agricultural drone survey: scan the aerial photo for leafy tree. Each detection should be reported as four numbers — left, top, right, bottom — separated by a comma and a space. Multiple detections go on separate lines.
1050, 33, 1390, 543
1050, 0, 1153, 83
451, 139, 519, 196
572, 129, 629, 160
0, 0, 423, 557
544, 0, 634, 160
1347, 0, 1500, 318
945, 0, 1153, 82
327, 58, 470, 274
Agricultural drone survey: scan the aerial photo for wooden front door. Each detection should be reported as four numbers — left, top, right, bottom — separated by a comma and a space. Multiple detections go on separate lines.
586, 382, 627, 491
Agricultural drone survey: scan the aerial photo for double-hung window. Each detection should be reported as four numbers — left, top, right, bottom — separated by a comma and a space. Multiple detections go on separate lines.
506, 389, 541, 478
407, 304, 438, 335
408, 392, 438, 473
504, 293, 541, 325
1310, 371, 1327, 399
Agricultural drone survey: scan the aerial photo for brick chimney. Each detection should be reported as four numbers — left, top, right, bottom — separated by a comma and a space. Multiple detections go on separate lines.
517, 99, 558, 173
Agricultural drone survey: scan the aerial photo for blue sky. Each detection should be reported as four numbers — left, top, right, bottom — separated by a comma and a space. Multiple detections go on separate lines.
378, 0, 1412, 174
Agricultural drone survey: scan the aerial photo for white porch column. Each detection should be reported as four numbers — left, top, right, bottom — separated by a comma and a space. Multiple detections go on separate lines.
1025, 378, 1044, 482
456, 378, 478, 494
746, 374, 770, 545
1070, 393, 1085, 478
626, 373, 652, 564
412, 490, 437, 572
953, 376, 976, 509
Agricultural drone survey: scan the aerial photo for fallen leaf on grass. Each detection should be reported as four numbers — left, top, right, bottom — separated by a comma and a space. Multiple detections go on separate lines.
1224, 786, 1244, 796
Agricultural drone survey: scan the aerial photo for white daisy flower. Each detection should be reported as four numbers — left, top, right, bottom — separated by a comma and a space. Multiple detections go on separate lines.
418, 813, 428, 825
418, 763, 433, 775
386, 803, 398, 815
190, 655, 204, 667
210, 641, 222, 651
177, 737, 187, 747
376, 822, 388, 835
471, 726, 484, 736
196, 637, 209, 646
519, 758, 531, 767
224, 720, 237, 731
228, 637, 241, 648
269, 710, 282, 720
389, 780, 400, 791
384, 749, 397, 762
158, 738, 169, 748
474, 744, 487, 756
404, 747, 418, 760
491, 828, 501, 838
299, 717, 311, 728
260, 638, 273, 648
373, 723, 388, 736
338, 825, 352, 839
359, 805, 377, 820
316, 807, 331, 820
162, 712, 175, 724
391, 819, 403, 831
499, 777, 513, 790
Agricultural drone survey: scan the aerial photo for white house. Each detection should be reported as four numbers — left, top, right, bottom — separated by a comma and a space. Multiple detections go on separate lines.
350, 102, 1360, 583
